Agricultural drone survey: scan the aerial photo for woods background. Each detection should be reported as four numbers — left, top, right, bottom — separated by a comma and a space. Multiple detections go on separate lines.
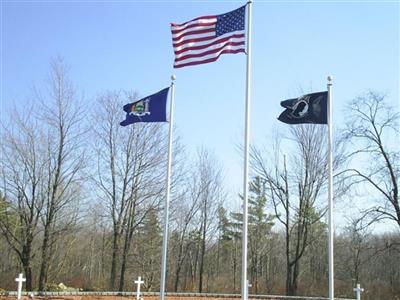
0, 60, 399, 300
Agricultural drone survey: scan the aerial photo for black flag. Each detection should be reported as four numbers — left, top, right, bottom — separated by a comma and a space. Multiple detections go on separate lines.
278, 91, 328, 124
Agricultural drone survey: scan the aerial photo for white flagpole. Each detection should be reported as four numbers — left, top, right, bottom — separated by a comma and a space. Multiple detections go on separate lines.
160, 75, 176, 300
327, 75, 334, 300
242, 2, 253, 300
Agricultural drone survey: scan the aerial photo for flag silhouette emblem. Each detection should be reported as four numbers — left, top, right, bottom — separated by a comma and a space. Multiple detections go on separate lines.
278, 91, 328, 124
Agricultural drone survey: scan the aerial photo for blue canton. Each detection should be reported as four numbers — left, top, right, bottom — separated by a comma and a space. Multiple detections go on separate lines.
215, 5, 245, 37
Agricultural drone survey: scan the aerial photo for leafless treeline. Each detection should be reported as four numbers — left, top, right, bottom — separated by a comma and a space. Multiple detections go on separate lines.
1, 61, 399, 300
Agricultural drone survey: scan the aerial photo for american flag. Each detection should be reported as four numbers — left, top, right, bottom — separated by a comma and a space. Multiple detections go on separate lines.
171, 5, 246, 68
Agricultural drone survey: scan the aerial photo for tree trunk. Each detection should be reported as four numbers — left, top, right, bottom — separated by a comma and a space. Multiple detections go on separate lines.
21, 243, 33, 291
233, 242, 237, 292
173, 236, 189, 292
198, 206, 207, 293
38, 224, 51, 292
285, 199, 291, 295
292, 260, 300, 295
118, 220, 135, 292
287, 262, 299, 296
287, 263, 293, 295
198, 231, 206, 293
174, 241, 187, 292
174, 263, 182, 292
118, 243, 128, 292
109, 230, 120, 291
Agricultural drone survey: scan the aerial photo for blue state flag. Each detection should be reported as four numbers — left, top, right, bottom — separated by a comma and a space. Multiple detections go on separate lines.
120, 87, 170, 126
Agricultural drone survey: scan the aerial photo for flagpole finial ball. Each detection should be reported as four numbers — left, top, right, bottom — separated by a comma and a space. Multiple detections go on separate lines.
327, 75, 333, 82
171, 75, 176, 81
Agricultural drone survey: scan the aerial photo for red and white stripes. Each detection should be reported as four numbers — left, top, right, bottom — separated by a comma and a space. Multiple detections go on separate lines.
171, 15, 246, 68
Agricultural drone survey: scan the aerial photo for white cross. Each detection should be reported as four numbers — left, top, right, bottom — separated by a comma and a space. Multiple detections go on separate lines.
353, 283, 364, 300
15, 273, 26, 300
134, 276, 144, 300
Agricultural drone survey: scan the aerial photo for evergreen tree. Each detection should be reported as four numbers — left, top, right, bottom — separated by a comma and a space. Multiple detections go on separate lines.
230, 176, 275, 293
135, 208, 162, 291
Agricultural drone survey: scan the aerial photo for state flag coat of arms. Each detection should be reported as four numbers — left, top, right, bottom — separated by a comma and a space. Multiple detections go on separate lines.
120, 87, 170, 126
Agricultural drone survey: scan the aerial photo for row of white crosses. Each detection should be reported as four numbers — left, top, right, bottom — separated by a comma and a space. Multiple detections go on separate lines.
15, 274, 145, 300
202, 279, 366, 300
15, 273, 363, 300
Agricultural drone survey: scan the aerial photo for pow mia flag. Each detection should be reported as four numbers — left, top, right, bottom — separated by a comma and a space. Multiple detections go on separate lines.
278, 91, 328, 124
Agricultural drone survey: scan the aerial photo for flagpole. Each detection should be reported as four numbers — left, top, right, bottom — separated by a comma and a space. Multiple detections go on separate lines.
327, 75, 334, 300
160, 75, 176, 300
242, 2, 252, 300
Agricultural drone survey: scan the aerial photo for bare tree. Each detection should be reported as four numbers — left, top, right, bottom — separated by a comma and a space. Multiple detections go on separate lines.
342, 91, 399, 228
194, 149, 224, 293
0, 58, 86, 291
37, 59, 86, 292
0, 112, 45, 290
170, 184, 200, 292
337, 218, 371, 286
251, 125, 337, 295
92, 90, 170, 291
168, 149, 224, 292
